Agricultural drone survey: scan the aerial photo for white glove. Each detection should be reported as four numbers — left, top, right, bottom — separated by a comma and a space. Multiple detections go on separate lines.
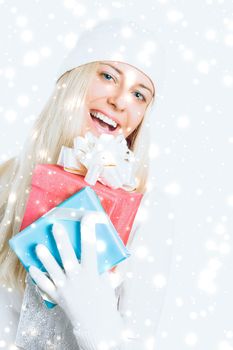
28, 212, 127, 350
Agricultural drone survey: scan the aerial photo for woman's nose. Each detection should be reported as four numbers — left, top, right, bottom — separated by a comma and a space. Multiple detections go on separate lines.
107, 91, 127, 112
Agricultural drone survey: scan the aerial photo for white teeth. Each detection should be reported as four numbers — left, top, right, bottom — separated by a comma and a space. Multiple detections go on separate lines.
91, 111, 117, 128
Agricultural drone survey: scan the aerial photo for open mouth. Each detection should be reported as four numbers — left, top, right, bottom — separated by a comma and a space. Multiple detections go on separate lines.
89, 111, 119, 132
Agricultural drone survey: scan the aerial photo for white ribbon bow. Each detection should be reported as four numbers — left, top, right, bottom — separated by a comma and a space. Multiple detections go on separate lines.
57, 132, 137, 192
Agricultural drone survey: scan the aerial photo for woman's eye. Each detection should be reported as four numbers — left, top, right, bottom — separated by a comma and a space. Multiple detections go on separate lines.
101, 72, 115, 82
134, 91, 146, 102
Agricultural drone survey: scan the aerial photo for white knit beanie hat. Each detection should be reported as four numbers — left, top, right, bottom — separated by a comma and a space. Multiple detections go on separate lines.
56, 18, 167, 96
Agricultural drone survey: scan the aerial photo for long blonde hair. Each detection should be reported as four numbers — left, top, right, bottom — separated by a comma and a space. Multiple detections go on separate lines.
0, 61, 155, 294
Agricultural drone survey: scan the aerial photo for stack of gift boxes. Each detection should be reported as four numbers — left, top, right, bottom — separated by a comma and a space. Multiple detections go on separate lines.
9, 133, 143, 308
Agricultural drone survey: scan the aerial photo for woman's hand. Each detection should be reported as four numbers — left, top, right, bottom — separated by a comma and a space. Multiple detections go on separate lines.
28, 212, 125, 347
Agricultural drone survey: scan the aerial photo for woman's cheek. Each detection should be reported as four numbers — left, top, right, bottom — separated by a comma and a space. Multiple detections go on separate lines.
134, 110, 144, 125
90, 83, 112, 98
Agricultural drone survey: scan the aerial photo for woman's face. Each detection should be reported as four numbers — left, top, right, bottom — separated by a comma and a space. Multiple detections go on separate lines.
83, 61, 154, 139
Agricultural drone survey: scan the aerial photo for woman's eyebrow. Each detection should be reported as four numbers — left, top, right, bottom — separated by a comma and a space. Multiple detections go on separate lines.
100, 63, 123, 75
137, 83, 153, 96
100, 63, 154, 97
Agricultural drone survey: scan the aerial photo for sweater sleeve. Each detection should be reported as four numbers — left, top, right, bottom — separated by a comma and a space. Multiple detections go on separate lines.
73, 187, 175, 349
0, 284, 23, 348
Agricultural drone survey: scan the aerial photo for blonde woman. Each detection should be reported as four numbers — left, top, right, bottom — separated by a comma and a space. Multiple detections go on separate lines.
0, 19, 174, 349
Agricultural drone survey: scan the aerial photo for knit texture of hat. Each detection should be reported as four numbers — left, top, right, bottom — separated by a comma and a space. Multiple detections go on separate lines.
56, 18, 167, 94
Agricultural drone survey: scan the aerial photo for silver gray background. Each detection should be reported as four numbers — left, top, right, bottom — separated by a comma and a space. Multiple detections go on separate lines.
0, 0, 233, 349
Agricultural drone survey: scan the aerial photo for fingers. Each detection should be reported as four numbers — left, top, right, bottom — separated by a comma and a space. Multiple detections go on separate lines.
80, 212, 109, 274
52, 222, 79, 275
29, 265, 57, 303
35, 244, 66, 288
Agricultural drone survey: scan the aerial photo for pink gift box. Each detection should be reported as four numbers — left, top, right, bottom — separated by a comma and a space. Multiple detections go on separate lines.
20, 164, 143, 246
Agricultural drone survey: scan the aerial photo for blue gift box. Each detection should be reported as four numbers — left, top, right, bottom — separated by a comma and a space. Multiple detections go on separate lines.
9, 186, 130, 308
